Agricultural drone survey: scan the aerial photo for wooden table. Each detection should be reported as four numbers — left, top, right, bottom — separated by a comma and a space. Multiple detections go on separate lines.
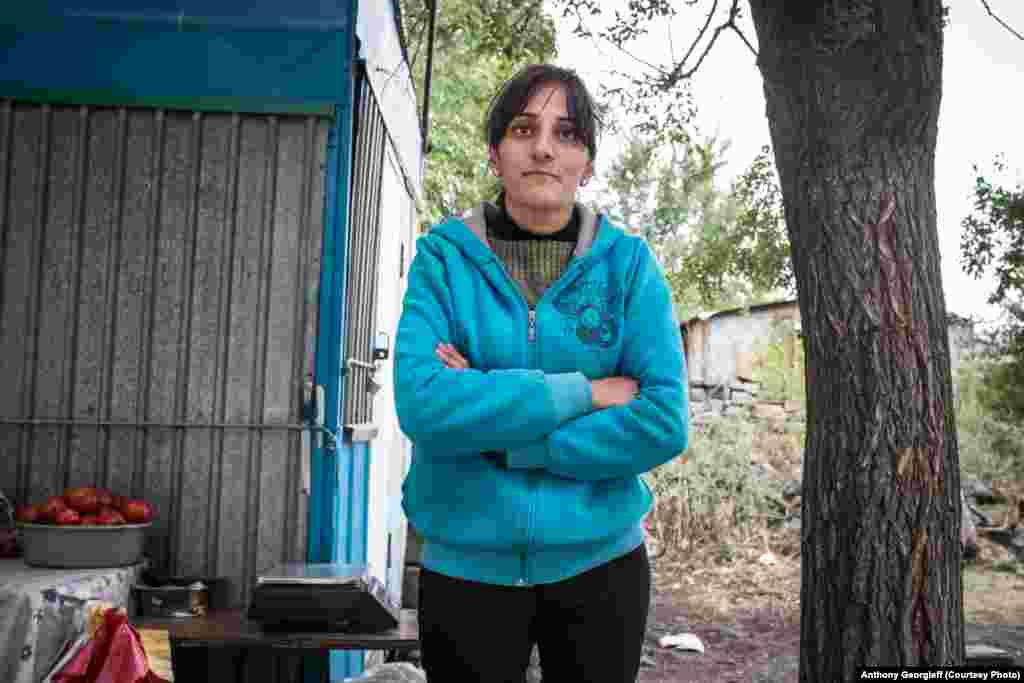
133, 608, 420, 681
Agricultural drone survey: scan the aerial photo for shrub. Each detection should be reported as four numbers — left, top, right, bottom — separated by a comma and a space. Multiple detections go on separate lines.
956, 359, 1024, 482
643, 414, 785, 555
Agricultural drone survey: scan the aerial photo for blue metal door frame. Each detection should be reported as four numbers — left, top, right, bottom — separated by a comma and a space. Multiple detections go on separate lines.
309, 2, 373, 679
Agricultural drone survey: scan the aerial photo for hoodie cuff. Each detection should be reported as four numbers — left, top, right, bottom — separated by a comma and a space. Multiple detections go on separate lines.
544, 372, 593, 425
506, 439, 549, 470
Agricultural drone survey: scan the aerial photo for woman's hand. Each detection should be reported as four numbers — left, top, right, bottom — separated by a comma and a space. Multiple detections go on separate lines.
436, 343, 470, 369
590, 377, 640, 410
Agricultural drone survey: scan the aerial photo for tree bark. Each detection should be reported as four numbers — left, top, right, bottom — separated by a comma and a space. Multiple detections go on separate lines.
746, 1, 963, 678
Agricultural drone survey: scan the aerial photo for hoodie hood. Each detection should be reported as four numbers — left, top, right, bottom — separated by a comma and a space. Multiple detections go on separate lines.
430, 200, 620, 269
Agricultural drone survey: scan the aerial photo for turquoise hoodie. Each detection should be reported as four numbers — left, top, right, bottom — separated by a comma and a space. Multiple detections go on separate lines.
395, 202, 688, 587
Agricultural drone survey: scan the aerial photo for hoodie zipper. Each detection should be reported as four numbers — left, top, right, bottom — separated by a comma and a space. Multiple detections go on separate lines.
492, 257, 591, 587
521, 307, 537, 586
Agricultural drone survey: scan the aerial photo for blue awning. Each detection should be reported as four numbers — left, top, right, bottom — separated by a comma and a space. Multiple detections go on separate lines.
1, 2, 355, 112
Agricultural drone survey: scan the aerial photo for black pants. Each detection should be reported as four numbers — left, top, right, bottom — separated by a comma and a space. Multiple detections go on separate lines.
418, 543, 650, 683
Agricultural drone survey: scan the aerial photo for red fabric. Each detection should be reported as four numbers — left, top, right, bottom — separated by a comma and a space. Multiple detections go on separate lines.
53, 610, 169, 683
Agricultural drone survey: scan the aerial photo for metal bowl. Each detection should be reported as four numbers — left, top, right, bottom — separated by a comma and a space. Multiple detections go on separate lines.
16, 522, 151, 568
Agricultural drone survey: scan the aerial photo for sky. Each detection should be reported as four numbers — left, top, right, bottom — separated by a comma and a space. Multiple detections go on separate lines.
547, 0, 1024, 324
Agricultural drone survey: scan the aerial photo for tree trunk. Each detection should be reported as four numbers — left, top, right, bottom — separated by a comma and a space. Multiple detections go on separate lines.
746, 1, 963, 678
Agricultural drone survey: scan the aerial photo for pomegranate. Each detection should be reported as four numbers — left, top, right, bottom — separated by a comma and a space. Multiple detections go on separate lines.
96, 488, 114, 508
54, 508, 81, 525
121, 499, 154, 524
96, 508, 125, 525
41, 496, 68, 522
64, 486, 100, 514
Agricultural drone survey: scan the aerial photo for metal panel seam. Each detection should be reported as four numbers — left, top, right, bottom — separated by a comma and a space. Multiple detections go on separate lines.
63, 106, 89, 488
249, 115, 281, 601
173, 111, 203, 575
139, 110, 166, 497
99, 108, 130, 485
22, 105, 50, 494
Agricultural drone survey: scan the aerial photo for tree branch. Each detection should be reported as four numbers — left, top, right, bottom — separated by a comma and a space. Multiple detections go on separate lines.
677, 0, 719, 74
979, 0, 1024, 40
602, 40, 673, 77
730, 22, 759, 59
664, 0, 756, 85
668, 11, 676, 64
670, 0, 747, 84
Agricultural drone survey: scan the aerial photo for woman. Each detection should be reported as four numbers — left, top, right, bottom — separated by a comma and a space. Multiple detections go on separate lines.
394, 64, 688, 682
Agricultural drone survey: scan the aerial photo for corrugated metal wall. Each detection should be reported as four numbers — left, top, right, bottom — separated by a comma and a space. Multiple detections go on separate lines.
0, 101, 329, 607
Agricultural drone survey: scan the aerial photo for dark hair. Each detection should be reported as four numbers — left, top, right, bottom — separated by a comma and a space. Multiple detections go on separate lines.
485, 64, 601, 161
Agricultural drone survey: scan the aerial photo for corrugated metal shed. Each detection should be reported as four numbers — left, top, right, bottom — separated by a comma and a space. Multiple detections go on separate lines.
682, 300, 800, 387
1, 3, 423, 681
0, 102, 329, 605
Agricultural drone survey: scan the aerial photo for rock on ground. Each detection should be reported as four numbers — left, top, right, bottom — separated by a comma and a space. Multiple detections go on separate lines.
751, 654, 799, 683
356, 662, 425, 683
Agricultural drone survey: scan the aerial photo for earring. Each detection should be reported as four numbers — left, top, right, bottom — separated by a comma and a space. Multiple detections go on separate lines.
581, 177, 590, 187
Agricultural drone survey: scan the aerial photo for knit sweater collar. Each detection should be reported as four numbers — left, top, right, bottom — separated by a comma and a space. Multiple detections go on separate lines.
485, 192, 581, 243
445, 199, 608, 269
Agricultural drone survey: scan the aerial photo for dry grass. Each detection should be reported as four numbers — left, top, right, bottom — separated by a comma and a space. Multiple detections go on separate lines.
650, 524, 803, 626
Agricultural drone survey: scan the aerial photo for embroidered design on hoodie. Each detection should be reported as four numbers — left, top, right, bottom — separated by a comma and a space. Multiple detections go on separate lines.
553, 279, 621, 348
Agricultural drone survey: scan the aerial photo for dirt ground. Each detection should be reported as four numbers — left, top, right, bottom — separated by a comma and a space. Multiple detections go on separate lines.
637, 529, 1024, 683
